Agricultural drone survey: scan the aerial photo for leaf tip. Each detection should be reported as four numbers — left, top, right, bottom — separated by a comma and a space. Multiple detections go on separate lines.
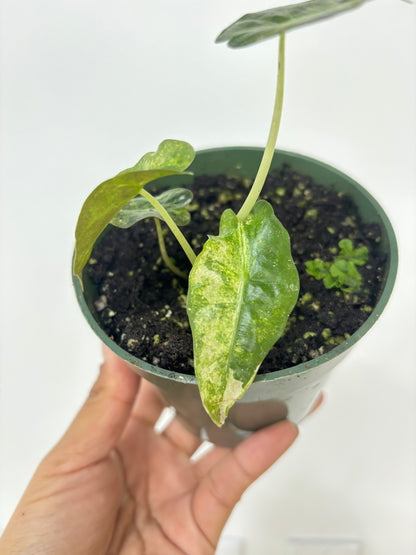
215, 31, 227, 44
205, 402, 228, 428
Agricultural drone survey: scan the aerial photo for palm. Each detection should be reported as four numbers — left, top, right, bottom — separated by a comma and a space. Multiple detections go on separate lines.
41, 382, 225, 554
104, 381, 227, 554
0, 351, 299, 555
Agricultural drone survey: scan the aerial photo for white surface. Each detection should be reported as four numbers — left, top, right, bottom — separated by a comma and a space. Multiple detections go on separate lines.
217, 535, 245, 555
288, 537, 361, 555
1, 0, 415, 553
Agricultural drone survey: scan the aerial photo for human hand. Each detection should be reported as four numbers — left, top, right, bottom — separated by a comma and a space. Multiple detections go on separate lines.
0, 347, 300, 554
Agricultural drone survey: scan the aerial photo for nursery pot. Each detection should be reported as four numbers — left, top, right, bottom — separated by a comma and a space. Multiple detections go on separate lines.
73, 148, 398, 447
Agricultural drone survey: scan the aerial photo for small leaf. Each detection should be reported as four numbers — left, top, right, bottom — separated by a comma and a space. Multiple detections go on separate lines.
323, 272, 338, 290
216, 0, 373, 48
338, 238, 368, 265
187, 201, 299, 426
111, 188, 193, 228
305, 259, 330, 280
330, 259, 362, 291
119, 139, 195, 173
74, 140, 195, 285
306, 239, 368, 293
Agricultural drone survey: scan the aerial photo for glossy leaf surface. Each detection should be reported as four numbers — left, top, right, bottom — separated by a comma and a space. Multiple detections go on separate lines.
216, 0, 372, 47
187, 201, 299, 426
111, 188, 193, 228
74, 140, 194, 285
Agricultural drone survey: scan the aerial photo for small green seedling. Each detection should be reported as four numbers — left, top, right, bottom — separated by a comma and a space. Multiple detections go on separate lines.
75, 0, 388, 426
306, 239, 369, 293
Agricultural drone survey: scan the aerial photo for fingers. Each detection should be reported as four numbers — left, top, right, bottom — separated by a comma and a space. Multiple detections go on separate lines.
193, 444, 229, 477
129, 378, 167, 426
195, 391, 324, 476
161, 416, 203, 456
308, 391, 324, 415
192, 420, 298, 546
129, 380, 202, 456
47, 346, 141, 472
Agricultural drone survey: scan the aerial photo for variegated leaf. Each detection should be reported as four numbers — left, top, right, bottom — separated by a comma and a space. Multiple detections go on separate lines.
111, 188, 193, 228
216, 0, 373, 48
187, 200, 299, 426
74, 140, 194, 285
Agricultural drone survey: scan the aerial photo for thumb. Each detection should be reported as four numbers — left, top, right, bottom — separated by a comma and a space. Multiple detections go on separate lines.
46, 346, 140, 473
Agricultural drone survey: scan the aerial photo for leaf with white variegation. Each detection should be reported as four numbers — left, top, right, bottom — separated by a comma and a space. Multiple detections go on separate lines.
187, 200, 299, 426
216, 0, 373, 48
73, 140, 194, 286
111, 188, 193, 228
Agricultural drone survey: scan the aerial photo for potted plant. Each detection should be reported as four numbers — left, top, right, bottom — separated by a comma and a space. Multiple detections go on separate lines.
73, 0, 398, 446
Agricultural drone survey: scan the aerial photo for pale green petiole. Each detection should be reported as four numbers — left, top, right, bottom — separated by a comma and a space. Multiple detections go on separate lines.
154, 218, 188, 279
237, 33, 286, 221
140, 188, 196, 265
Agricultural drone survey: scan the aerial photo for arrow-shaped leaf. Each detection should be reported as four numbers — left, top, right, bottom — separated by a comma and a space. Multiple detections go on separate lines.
216, 0, 373, 48
111, 188, 193, 228
74, 140, 195, 286
187, 200, 299, 426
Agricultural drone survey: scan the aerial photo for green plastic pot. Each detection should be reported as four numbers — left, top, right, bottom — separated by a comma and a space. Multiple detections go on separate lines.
73, 148, 398, 447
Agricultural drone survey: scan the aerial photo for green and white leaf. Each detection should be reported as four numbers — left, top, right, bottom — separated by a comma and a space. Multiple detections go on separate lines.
118, 139, 195, 173
111, 188, 193, 228
216, 0, 373, 48
187, 200, 299, 426
74, 140, 195, 286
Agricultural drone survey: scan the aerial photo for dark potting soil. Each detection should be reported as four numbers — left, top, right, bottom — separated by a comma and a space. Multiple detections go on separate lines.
87, 165, 387, 375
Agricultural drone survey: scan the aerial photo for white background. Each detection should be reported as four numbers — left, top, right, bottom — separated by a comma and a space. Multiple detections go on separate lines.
1, 1, 415, 553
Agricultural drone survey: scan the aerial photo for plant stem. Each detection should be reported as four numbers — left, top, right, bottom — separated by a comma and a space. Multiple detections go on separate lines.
140, 188, 196, 264
237, 33, 286, 221
154, 218, 188, 279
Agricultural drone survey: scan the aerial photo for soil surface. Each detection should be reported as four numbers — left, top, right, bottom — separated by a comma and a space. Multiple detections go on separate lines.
87, 165, 387, 375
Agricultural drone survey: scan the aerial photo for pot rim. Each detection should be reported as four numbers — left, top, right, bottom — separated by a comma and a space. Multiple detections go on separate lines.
73, 147, 398, 384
